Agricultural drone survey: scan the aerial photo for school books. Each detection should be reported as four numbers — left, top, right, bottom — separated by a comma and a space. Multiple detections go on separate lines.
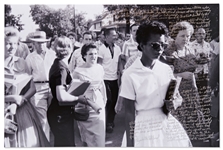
5, 73, 32, 95
165, 76, 182, 100
67, 79, 91, 96
59, 79, 90, 106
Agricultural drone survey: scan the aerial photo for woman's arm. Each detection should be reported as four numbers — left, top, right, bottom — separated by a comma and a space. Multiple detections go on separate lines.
174, 72, 197, 89
23, 79, 36, 100
5, 79, 36, 105
124, 97, 135, 147
56, 85, 86, 105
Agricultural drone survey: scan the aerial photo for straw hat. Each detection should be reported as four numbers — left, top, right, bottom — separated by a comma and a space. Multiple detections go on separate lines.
29, 31, 50, 42
20, 32, 35, 43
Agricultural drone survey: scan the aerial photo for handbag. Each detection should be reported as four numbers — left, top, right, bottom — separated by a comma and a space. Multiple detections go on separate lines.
73, 105, 89, 121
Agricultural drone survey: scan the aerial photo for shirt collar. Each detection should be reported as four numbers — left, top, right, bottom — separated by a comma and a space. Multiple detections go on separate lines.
4, 56, 20, 72
104, 41, 114, 48
131, 57, 158, 71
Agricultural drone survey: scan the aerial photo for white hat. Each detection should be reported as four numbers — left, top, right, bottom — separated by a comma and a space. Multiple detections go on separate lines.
29, 31, 50, 42
20, 32, 35, 43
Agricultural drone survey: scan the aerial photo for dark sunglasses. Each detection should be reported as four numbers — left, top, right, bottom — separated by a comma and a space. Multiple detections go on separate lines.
150, 42, 168, 50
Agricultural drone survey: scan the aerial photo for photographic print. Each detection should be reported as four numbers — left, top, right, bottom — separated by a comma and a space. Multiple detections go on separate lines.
4, 3, 219, 147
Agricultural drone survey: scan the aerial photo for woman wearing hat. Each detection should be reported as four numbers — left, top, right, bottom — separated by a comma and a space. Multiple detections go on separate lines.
4, 26, 50, 147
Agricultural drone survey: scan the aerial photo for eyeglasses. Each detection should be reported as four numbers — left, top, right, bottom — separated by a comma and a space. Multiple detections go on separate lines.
150, 42, 168, 50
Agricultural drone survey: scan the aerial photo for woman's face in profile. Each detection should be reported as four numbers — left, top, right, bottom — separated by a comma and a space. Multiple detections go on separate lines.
5, 36, 19, 57
175, 30, 191, 48
85, 48, 98, 64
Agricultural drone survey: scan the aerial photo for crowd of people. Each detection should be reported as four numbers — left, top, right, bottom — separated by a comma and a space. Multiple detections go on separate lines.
4, 19, 219, 147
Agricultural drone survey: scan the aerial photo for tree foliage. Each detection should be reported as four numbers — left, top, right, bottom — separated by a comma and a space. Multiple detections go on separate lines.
30, 5, 90, 38
104, 5, 137, 33
104, 4, 219, 40
5, 4, 24, 31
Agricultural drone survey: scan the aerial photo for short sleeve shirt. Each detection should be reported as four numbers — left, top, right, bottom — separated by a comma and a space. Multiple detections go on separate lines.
49, 58, 72, 112
122, 37, 138, 58
119, 57, 174, 112
98, 43, 121, 80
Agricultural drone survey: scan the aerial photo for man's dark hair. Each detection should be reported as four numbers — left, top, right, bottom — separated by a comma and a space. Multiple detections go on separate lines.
136, 21, 169, 51
66, 32, 77, 39
104, 28, 116, 37
130, 23, 139, 31
82, 31, 92, 38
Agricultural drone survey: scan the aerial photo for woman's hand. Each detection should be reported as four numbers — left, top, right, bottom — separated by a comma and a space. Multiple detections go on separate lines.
178, 72, 194, 80
164, 93, 183, 111
5, 117, 17, 134
5, 103, 17, 115
77, 95, 88, 105
115, 96, 124, 114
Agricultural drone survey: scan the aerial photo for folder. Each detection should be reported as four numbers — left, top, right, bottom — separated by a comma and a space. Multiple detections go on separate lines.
165, 76, 182, 100
59, 79, 90, 106
67, 79, 91, 96
5, 73, 32, 95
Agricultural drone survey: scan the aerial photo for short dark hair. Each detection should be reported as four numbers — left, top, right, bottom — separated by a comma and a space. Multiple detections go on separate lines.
66, 32, 77, 39
81, 43, 97, 61
100, 28, 105, 36
82, 31, 92, 38
104, 28, 116, 37
130, 23, 139, 31
117, 32, 125, 40
5, 26, 20, 41
49, 35, 58, 48
136, 21, 169, 51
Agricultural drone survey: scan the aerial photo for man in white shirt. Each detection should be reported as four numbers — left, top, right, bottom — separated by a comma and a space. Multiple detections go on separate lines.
26, 31, 56, 142
98, 28, 121, 133
191, 28, 212, 74
191, 28, 213, 114
95, 29, 105, 50
210, 35, 219, 59
68, 31, 93, 75
66, 32, 80, 63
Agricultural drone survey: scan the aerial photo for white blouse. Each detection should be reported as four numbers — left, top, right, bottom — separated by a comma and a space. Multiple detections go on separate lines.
119, 57, 175, 111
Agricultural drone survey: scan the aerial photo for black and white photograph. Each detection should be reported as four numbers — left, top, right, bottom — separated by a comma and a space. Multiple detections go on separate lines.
4, 2, 220, 148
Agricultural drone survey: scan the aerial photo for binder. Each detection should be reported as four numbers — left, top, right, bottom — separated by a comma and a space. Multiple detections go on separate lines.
67, 79, 90, 96
59, 79, 90, 106
165, 76, 182, 100
5, 73, 32, 95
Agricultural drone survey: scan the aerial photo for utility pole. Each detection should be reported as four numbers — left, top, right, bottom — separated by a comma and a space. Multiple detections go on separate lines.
74, 5, 76, 34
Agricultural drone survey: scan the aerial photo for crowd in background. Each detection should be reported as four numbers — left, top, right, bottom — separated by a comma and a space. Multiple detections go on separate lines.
4, 18, 219, 147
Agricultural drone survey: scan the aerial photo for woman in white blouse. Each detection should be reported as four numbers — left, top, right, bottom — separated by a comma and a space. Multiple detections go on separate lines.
119, 21, 192, 147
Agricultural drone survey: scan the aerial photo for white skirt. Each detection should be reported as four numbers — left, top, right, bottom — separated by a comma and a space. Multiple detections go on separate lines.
122, 108, 192, 147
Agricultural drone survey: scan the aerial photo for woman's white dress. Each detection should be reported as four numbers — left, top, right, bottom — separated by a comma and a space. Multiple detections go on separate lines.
119, 57, 192, 147
73, 64, 107, 147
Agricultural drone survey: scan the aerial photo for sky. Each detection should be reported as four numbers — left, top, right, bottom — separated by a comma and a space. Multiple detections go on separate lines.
10, 4, 105, 39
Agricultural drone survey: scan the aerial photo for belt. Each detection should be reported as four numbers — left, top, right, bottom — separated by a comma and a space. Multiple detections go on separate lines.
34, 81, 49, 83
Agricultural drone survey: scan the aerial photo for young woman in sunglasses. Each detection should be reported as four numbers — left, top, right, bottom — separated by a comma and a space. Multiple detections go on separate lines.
119, 21, 191, 147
